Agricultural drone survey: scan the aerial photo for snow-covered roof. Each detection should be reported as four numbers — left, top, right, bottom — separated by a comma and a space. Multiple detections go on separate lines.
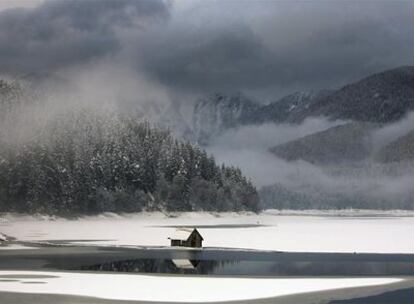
169, 228, 195, 240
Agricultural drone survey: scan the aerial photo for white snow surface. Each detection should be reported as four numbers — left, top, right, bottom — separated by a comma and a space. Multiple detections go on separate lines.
0, 271, 401, 302
1, 210, 414, 253
0, 244, 38, 250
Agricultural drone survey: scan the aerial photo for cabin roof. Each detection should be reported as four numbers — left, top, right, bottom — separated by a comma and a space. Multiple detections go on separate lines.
169, 228, 203, 241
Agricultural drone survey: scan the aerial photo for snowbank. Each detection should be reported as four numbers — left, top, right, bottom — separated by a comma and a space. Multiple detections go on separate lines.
0, 271, 401, 302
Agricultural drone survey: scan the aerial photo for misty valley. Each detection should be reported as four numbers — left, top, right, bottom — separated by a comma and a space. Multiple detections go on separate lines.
2, 66, 414, 214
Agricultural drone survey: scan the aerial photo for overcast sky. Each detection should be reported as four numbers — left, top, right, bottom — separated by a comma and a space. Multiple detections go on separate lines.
1, 0, 413, 100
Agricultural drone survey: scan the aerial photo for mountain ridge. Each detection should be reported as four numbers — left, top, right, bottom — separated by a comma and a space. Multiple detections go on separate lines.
191, 66, 414, 144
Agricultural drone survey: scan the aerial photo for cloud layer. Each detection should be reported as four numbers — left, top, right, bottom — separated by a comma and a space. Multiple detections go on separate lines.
0, 0, 168, 73
0, 1, 413, 98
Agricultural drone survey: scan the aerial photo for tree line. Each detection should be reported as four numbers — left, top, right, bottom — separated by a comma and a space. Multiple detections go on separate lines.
0, 80, 259, 215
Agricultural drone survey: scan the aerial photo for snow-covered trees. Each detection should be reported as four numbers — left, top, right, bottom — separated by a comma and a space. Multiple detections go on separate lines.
0, 108, 259, 215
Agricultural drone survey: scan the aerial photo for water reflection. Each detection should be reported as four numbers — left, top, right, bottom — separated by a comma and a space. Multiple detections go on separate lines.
80, 259, 234, 275
79, 258, 414, 276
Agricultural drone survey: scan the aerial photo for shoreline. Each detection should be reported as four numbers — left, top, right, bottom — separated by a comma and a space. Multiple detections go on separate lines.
3, 208, 414, 221
0, 277, 412, 304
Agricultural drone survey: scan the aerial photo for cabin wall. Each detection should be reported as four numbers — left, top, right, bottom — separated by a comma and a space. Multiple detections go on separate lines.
171, 240, 185, 246
186, 234, 202, 248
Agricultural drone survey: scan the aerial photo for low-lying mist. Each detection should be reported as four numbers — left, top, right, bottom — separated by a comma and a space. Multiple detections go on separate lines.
0, 63, 177, 146
207, 118, 344, 187
207, 116, 414, 209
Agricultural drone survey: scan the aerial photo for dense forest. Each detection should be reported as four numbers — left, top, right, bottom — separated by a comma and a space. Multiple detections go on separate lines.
259, 183, 414, 210
0, 80, 259, 215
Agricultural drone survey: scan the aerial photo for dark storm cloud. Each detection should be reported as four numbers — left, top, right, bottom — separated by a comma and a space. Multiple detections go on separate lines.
0, 0, 169, 73
137, 23, 269, 90
135, 1, 414, 97
0, 0, 414, 97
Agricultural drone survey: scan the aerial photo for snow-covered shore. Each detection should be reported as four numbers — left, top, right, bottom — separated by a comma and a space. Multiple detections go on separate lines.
1, 210, 413, 253
0, 270, 402, 302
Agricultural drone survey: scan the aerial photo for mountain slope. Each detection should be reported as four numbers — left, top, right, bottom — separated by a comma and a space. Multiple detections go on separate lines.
259, 90, 332, 123
192, 91, 326, 144
191, 66, 414, 145
192, 92, 261, 145
377, 130, 414, 163
296, 66, 414, 123
269, 122, 376, 164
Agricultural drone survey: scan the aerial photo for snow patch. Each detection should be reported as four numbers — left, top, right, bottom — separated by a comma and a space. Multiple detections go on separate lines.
0, 244, 38, 250
0, 271, 402, 302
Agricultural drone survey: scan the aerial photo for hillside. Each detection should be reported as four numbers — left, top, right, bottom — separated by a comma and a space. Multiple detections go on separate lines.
295, 66, 414, 123
191, 91, 326, 144
258, 90, 332, 124
269, 122, 376, 164
377, 130, 414, 163
192, 92, 261, 145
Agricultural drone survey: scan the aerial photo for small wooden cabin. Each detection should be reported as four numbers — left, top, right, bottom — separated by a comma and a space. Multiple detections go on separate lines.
169, 228, 203, 248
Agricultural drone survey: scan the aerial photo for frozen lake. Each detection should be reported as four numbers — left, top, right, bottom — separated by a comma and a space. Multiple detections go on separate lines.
1, 210, 414, 253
